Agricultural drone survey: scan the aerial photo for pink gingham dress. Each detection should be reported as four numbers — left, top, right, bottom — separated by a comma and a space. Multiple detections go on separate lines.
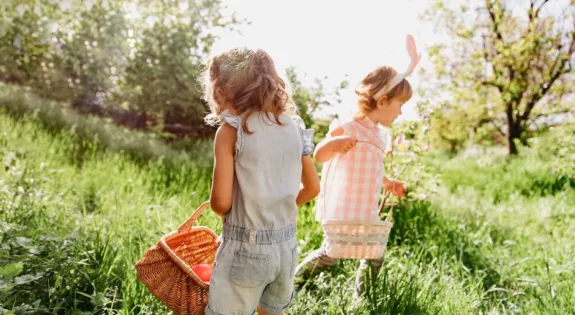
316, 116, 389, 222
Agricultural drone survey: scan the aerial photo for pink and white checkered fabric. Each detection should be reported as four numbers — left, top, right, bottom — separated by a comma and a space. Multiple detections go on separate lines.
316, 116, 389, 222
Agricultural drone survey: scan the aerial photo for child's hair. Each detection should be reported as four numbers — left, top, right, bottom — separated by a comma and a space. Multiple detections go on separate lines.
354, 66, 413, 119
201, 47, 297, 133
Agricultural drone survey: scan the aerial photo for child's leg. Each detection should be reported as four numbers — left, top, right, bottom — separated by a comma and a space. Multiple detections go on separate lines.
354, 256, 384, 298
294, 247, 338, 282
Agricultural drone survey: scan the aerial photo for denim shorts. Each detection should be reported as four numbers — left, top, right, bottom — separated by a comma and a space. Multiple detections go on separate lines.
205, 224, 299, 315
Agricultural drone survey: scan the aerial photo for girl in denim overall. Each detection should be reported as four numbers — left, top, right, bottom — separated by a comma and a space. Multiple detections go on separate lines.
201, 47, 320, 315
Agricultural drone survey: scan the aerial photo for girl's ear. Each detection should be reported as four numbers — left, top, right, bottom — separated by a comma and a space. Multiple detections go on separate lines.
377, 96, 388, 108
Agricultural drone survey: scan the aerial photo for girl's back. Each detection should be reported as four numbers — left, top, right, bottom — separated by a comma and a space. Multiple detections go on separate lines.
223, 111, 305, 230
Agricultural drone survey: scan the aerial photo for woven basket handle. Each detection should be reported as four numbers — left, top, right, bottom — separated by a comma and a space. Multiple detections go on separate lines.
177, 201, 211, 232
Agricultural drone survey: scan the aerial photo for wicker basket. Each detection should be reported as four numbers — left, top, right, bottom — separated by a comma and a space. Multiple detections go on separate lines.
135, 201, 220, 315
322, 218, 393, 259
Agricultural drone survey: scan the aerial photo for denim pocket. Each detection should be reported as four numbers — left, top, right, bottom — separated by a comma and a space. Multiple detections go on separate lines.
230, 250, 269, 288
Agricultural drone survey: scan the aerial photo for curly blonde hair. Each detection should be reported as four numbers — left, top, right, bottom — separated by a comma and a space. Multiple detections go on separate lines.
201, 47, 297, 133
354, 66, 412, 119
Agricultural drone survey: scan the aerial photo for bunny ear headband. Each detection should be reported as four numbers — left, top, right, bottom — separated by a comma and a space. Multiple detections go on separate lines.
373, 34, 421, 100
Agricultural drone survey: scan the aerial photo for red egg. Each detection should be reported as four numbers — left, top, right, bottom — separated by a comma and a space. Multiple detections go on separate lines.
192, 264, 212, 282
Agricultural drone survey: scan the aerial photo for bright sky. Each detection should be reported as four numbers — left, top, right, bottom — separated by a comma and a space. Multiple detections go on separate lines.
212, 0, 437, 121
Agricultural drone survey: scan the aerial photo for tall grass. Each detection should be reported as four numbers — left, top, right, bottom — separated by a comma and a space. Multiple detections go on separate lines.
1, 88, 574, 314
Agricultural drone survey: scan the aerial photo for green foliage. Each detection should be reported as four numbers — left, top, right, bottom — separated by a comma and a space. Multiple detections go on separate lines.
121, 0, 229, 124
0, 83, 212, 166
0, 0, 237, 136
0, 1, 342, 138
437, 152, 575, 203
421, 0, 575, 155
310, 120, 330, 144
428, 103, 471, 152
0, 106, 216, 314
1, 81, 575, 314
529, 123, 575, 179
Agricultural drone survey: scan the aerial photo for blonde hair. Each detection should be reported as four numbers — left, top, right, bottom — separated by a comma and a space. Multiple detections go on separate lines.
201, 47, 297, 133
354, 66, 413, 119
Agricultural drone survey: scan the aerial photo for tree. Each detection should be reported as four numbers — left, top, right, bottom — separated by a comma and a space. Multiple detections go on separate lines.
0, 0, 239, 137
122, 0, 237, 130
58, 1, 130, 113
423, 0, 575, 155
428, 103, 471, 153
0, 1, 61, 87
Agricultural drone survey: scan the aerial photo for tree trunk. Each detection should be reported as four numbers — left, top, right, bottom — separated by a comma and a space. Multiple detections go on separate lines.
508, 130, 518, 155
506, 103, 521, 156
450, 141, 457, 153
507, 122, 522, 156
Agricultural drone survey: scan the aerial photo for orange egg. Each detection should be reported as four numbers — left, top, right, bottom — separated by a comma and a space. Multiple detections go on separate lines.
192, 264, 212, 282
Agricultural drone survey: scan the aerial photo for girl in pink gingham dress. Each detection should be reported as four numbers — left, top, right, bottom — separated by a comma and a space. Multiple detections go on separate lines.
295, 65, 412, 298
315, 115, 390, 223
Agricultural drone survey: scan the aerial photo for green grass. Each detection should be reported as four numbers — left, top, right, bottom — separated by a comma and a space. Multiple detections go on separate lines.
1, 87, 574, 314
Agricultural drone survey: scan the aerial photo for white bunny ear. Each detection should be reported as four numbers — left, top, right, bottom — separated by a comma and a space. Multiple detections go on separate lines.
406, 34, 418, 59
373, 34, 421, 100
404, 35, 420, 76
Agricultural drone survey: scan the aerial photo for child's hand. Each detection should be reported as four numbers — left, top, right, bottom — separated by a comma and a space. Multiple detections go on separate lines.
332, 136, 357, 154
383, 178, 407, 197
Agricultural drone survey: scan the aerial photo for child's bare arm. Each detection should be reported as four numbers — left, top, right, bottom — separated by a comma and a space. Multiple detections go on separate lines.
209, 124, 236, 216
313, 127, 357, 163
296, 156, 320, 206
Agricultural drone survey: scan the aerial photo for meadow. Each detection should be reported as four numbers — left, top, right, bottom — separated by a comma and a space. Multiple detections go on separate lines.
1, 85, 574, 314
